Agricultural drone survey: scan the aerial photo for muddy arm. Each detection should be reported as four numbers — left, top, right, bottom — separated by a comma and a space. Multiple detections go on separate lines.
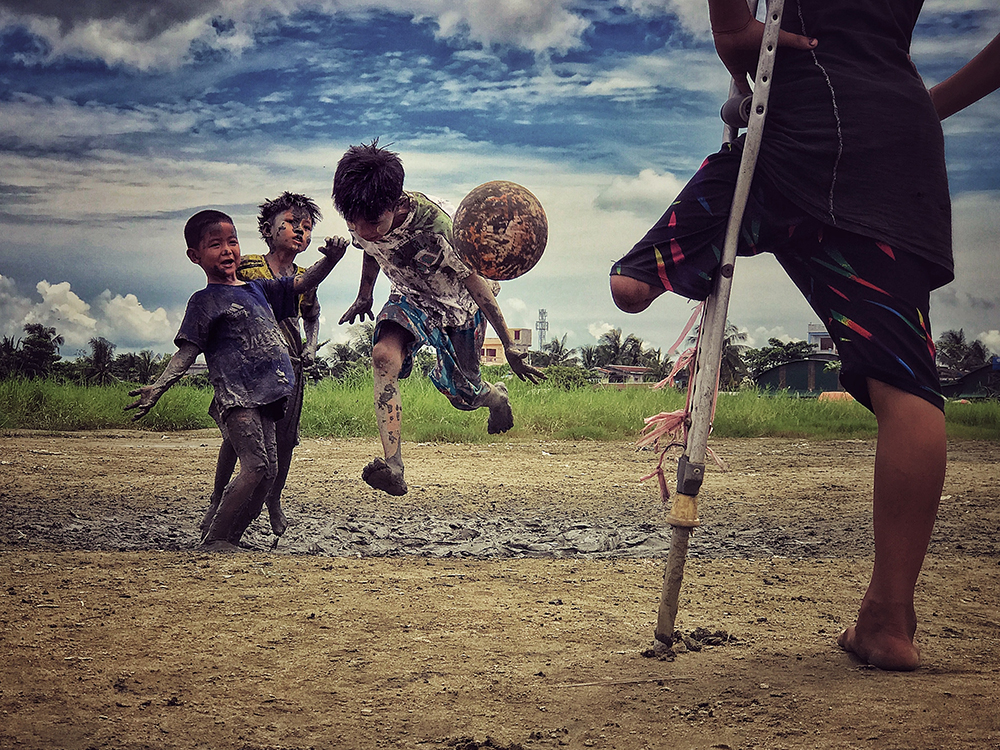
125, 341, 200, 420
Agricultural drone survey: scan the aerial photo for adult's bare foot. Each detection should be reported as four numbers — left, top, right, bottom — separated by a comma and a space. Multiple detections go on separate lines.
199, 494, 220, 540
837, 600, 920, 671
486, 382, 513, 434
362, 457, 408, 496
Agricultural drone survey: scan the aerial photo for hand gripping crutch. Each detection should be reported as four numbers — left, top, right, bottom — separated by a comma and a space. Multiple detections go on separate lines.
653, 0, 785, 649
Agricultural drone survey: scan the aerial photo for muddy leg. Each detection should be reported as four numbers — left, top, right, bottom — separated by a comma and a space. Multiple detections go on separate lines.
201, 438, 238, 540
203, 407, 273, 548
364, 324, 409, 496
477, 381, 513, 434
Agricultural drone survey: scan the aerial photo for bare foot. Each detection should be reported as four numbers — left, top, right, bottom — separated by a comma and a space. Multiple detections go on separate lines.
837, 600, 920, 671
266, 500, 288, 536
362, 457, 408, 496
486, 382, 513, 434
199, 494, 220, 540
199, 539, 244, 554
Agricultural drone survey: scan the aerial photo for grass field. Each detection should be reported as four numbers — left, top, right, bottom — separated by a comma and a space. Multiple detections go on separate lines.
1, 371, 998, 441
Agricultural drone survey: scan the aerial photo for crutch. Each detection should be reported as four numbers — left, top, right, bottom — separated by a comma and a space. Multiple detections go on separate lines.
653, 0, 785, 648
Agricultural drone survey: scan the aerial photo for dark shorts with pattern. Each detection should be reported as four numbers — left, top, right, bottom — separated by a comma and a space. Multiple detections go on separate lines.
374, 293, 488, 410
610, 140, 943, 412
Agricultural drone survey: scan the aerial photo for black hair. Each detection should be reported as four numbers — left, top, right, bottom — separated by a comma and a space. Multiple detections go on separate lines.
184, 209, 235, 250
257, 192, 322, 241
332, 139, 405, 223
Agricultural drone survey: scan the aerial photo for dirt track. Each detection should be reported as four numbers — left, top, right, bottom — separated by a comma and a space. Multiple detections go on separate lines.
1, 430, 998, 749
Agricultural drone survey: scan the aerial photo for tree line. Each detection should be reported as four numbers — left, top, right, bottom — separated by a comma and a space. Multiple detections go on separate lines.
1, 321, 994, 389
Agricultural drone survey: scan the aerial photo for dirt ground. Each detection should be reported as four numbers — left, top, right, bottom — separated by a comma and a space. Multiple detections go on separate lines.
1, 429, 998, 750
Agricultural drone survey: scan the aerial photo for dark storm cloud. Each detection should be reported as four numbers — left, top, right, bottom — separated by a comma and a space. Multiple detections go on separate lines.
0, 0, 222, 41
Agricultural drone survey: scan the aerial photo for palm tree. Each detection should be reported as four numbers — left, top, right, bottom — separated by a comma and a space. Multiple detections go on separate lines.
19, 324, 63, 378
578, 344, 599, 370
936, 329, 991, 374
688, 321, 749, 390
84, 337, 117, 386
542, 334, 578, 367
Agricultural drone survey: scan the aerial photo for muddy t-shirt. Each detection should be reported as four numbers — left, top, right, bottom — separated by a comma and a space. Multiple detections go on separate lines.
757, 0, 952, 287
176, 278, 297, 413
351, 191, 499, 328
237, 254, 319, 361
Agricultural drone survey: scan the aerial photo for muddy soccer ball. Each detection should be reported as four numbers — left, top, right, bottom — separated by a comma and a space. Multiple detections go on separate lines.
452, 181, 548, 280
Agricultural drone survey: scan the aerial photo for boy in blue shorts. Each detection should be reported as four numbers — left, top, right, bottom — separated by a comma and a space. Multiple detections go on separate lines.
202, 193, 326, 542
127, 209, 348, 551
333, 140, 545, 496
610, 1, 999, 670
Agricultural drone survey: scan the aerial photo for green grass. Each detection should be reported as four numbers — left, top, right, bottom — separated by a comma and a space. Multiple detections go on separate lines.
0, 375, 997, 442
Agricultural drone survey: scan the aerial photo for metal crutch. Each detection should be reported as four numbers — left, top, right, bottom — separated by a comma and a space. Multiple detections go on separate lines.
654, 0, 785, 649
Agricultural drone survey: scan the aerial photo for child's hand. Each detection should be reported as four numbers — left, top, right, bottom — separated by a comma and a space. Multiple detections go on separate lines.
505, 349, 547, 384
339, 297, 375, 325
320, 236, 349, 263
124, 386, 160, 421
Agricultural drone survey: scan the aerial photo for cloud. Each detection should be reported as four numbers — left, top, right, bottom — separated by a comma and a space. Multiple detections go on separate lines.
977, 330, 1000, 356
594, 168, 687, 217
0, 0, 596, 70
588, 321, 615, 340
0, 278, 176, 353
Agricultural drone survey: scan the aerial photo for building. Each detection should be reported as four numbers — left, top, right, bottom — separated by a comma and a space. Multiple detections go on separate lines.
755, 353, 843, 396
807, 323, 836, 354
481, 328, 532, 365
594, 364, 654, 386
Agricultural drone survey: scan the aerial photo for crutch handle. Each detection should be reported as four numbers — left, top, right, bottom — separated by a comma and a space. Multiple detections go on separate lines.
721, 94, 753, 128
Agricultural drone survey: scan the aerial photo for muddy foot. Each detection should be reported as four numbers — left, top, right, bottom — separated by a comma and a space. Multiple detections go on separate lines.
199, 539, 244, 554
199, 496, 220, 540
362, 457, 408, 496
487, 382, 513, 434
267, 505, 288, 536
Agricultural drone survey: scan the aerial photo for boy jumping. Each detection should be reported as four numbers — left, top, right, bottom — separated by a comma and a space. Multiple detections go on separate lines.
127, 209, 347, 551
333, 140, 544, 496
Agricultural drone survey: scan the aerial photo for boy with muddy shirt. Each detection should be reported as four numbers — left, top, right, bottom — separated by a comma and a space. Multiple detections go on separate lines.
201, 193, 326, 543
333, 140, 545, 496
126, 209, 348, 552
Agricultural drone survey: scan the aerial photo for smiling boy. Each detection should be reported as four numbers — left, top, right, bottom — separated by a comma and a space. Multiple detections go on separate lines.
201, 193, 327, 542
127, 209, 347, 551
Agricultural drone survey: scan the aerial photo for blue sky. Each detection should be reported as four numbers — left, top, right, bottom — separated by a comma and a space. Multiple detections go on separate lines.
0, 0, 998, 361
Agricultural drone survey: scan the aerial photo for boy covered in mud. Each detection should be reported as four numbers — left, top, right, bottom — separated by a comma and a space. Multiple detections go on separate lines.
333, 140, 545, 496
126, 209, 348, 552
609, 1, 1000, 670
201, 193, 326, 543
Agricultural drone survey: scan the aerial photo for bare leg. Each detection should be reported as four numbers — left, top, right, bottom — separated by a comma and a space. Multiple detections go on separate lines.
200, 438, 238, 540
837, 379, 946, 670
610, 275, 663, 313
203, 407, 275, 548
362, 323, 409, 496
476, 381, 513, 434
264, 438, 292, 536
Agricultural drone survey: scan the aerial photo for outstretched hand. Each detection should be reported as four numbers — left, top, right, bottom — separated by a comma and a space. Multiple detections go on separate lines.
320, 235, 349, 264
505, 349, 546, 384
339, 297, 374, 325
124, 386, 160, 421
713, 16, 817, 94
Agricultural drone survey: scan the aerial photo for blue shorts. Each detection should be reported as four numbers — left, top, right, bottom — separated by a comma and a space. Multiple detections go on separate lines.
374, 294, 488, 410
611, 140, 943, 411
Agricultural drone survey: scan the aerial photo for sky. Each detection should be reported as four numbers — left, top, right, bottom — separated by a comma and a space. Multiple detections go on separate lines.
0, 0, 998, 362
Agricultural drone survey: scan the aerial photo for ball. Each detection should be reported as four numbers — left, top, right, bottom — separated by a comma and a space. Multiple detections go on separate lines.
452, 180, 548, 280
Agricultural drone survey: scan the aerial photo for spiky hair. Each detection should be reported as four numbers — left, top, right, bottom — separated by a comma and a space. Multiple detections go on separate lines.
332, 139, 405, 223
257, 192, 322, 241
